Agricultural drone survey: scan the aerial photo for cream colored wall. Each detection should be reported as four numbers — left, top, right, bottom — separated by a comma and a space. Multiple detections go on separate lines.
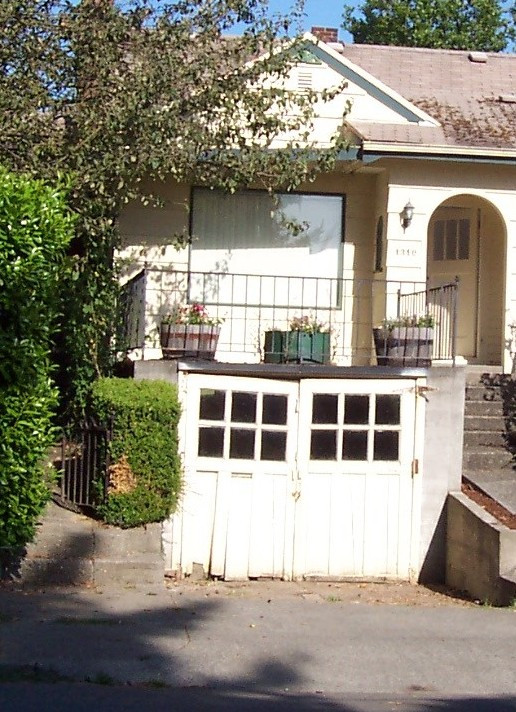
118, 170, 381, 364
382, 159, 516, 368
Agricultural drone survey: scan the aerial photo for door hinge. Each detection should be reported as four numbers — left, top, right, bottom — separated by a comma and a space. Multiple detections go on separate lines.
411, 459, 419, 477
413, 385, 437, 400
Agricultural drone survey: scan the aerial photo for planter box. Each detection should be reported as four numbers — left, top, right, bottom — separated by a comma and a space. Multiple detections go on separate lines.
373, 326, 433, 367
264, 330, 331, 364
160, 323, 220, 360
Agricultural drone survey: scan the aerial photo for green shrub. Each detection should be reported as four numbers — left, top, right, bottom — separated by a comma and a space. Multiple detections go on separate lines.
0, 169, 73, 550
91, 378, 182, 528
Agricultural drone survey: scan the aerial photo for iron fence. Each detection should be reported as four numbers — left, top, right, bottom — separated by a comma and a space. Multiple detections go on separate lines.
397, 279, 458, 362
57, 421, 111, 509
121, 266, 458, 365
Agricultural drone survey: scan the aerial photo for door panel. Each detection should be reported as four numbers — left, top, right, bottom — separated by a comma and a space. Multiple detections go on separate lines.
427, 208, 477, 357
294, 379, 416, 579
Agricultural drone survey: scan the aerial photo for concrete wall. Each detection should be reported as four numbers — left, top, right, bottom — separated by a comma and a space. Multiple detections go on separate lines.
418, 365, 466, 582
447, 492, 516, 606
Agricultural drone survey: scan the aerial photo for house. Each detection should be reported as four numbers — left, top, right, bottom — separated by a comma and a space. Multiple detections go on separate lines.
118, 29, 516, 585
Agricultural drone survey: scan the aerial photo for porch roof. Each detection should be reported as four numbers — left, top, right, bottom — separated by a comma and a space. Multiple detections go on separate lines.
338, 44, 516, 152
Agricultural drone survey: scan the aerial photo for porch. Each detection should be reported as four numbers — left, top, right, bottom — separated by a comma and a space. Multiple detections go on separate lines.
121, 267, 458, 366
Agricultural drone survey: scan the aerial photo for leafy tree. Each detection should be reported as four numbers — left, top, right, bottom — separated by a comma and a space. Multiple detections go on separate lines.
343, 0, 515, 51
0, 0, 346, 419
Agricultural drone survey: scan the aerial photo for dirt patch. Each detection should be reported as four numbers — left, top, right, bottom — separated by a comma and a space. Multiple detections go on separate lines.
462, 481, 516, 530
167, 578, 475, 607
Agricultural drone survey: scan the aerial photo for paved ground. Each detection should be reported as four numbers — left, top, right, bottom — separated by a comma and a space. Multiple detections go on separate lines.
1, 580, 515, 710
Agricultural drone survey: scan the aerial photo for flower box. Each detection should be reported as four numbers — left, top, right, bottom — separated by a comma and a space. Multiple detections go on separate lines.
160, 323, 220, 360
264, 330, 331, 364
373, 326, 433, 367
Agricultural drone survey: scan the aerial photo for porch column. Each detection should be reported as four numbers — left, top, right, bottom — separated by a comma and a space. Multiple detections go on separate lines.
383, 185, 428, 319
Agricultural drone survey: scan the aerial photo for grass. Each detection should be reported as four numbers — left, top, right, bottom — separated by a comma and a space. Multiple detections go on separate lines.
54, 616, 120, 626
85, 672, 116, 686
326, 595, 342, 603
0, 664, 72, 684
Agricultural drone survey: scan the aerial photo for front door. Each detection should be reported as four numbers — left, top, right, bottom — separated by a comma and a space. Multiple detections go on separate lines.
176, 375, 419, 580
427, 207, 478, 358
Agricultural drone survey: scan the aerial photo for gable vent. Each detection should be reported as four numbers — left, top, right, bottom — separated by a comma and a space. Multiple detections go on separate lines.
297, 70, 313, 90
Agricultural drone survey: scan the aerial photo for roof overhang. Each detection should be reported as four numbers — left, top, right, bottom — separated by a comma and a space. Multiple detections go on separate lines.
359, 141, 516, 165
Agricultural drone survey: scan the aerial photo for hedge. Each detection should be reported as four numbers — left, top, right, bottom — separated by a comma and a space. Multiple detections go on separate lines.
91, 378, 182, 528
0, 169, 73, 549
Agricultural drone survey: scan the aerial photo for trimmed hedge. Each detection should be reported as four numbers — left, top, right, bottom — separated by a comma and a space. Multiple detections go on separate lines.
0, 169, 73, 550
91, 378, 182, 528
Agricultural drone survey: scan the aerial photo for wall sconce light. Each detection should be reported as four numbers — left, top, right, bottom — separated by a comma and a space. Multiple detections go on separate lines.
400, 201, 414, 229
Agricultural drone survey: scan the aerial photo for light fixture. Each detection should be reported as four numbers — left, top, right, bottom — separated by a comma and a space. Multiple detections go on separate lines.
400, 201, 414, 229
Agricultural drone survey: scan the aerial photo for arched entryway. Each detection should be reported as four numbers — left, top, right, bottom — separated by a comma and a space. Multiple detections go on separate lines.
427, 195, 506, 365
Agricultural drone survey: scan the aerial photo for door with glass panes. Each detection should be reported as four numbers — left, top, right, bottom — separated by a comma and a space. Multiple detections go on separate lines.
294, 379, 417, 579
179, 375, 418, 580
427, 207, 477, 358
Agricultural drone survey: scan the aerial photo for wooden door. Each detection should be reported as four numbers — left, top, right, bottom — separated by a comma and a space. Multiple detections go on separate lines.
427, 208, 478, 358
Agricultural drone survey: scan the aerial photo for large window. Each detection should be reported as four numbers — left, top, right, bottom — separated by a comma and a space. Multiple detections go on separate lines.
189, 188, 344, 307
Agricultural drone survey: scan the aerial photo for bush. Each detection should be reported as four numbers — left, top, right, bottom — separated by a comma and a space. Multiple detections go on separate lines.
0, 169, 73, 549
91, 378, 182, 528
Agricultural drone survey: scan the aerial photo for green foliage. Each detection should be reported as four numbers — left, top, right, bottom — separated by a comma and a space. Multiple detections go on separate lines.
0, 0, 348, 419
343, 0, 515, 51
0, 168, 74, 549
91, 378, 182, 528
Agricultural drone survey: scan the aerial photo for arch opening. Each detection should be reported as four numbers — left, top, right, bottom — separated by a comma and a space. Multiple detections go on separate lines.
426, 194, 506, 366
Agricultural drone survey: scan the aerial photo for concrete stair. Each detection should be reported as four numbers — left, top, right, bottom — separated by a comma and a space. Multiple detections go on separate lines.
4, 500, 165, 590
462, 369, 516, 515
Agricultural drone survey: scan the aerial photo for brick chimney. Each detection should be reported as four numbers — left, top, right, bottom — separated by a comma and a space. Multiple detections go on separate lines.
311, 27, 339, 43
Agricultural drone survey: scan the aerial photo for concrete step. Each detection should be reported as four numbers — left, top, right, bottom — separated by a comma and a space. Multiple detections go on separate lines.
463, 414, 506, 431
463, 430, 508, 448
464, 367, 506, 386
462, 446, 514, 471
465, 385, 505, 403
463, 398, 505, 416
9, 502, 165, 590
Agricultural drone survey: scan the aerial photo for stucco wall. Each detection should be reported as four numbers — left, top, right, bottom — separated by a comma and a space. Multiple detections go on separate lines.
418, 365, 466, 582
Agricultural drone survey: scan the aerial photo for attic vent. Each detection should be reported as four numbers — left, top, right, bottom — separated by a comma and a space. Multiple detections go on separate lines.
498, 94, 516, 104
297, 70, 313, 90
468, 51, 487, 63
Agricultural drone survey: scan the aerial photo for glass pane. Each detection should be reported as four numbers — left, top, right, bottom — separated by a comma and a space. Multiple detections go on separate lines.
344, 395, 369, 424
433, 221, 444, 261
261, 431, 287, 461
231, 392, 257, 423
373, 431, 399, 461
458, 219, 470, 260
198, 427, 224, 457
312, 394, 338, 424
310, 430, 337, 460
445, 220, 457, 260
263, 394, 288, 425
342, 431, 368, 461
230, 429, 255, 459
199, 389, 225, 421
375, 395, 401, 425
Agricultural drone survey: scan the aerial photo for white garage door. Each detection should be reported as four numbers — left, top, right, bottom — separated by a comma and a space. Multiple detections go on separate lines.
172, 375, 419, 581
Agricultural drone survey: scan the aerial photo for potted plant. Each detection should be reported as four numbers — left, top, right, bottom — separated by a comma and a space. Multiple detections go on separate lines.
160, 303, 223, 360
264, 315, 331, 364
373, 314, 434, 367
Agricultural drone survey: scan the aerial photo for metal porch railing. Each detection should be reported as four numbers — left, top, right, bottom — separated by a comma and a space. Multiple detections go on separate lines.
121, 267, 458, 365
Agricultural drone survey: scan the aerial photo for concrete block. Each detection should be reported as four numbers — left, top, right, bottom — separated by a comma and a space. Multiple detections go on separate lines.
134, 359, 178, 383
446, 492, 516, 606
